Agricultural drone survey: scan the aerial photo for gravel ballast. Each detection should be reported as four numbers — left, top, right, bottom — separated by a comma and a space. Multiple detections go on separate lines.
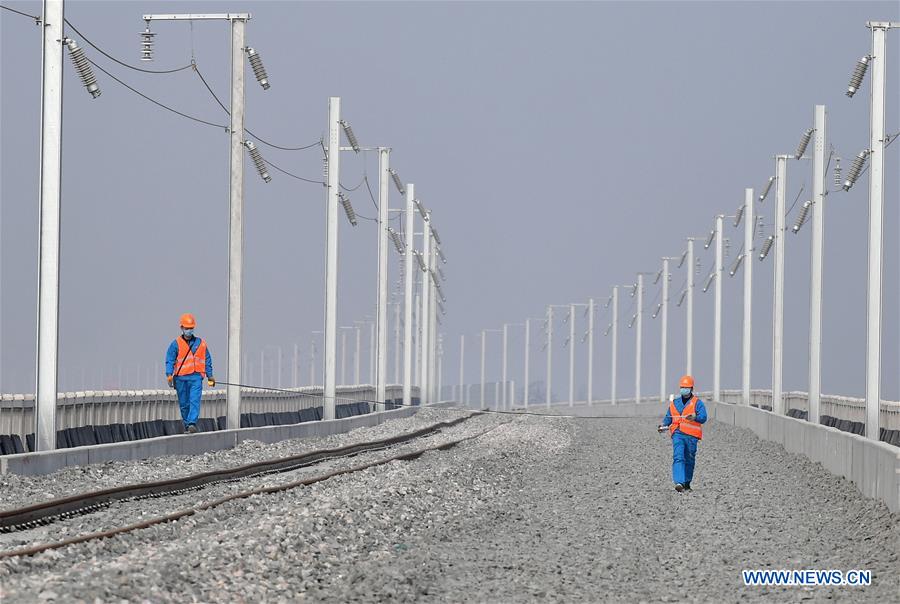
1, 411, 897, 602
0, 408, 470, 508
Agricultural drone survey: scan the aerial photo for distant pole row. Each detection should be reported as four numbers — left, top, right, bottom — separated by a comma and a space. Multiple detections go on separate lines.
459, 21, 896, 443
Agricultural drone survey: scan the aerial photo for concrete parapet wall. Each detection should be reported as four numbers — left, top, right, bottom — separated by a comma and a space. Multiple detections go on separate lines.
709, 400, 900, 513
714, 389, 900, 429
0, 406, 418, 477
0, 385, 410, 443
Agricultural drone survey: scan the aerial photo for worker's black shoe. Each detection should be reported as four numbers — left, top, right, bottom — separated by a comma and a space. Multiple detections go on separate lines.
683, 483, 692, 492
674, 483, 684, 492
187, 424, 198, 434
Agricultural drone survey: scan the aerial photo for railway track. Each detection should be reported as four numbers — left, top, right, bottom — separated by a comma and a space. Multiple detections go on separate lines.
0, 414, 503, 560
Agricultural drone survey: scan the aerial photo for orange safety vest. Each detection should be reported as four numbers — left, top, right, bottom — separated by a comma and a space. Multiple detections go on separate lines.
174, 337, 208, 377
669, 396, 702, 439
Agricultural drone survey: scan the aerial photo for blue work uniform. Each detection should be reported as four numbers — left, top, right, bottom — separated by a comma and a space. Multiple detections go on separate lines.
661, 395, 708, 486
165, 336, 213, 429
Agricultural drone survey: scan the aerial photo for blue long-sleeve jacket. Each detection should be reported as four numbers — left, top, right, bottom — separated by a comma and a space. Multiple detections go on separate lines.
165, 336, 213, 377
661, 395, 707, 434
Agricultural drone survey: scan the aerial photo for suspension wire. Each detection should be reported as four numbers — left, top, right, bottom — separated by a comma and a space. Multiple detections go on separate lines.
0, 4, 40, 23
87, 59, 228, 129
853, 130, 900, 183
363, 174, 381, 213
888, 131, 900, 148
248, 131, 321, 152
785, 183, 806, 218
339, 175, 366, 192
193, 64, 321, 151
64, 19, 194, 74
263, 157, 325, 185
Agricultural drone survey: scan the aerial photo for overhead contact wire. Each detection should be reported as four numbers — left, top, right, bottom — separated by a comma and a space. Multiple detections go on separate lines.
64, 19, 194, 74
87, 59, 228, 129
0, 3, 40, 22
193, 64, 320, 151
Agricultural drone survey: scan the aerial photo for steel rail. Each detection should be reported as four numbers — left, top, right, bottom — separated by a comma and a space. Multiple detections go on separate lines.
0, 421, 505, 560
0, 414, 479, 532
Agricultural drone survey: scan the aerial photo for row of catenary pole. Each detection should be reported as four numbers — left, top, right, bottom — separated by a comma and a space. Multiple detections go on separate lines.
29, 4, 448, 451
463, 21, 896, 443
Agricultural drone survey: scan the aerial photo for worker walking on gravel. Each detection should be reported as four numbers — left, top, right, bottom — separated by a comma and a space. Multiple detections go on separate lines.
165, 313, 214, 434
658, 375, 707, 492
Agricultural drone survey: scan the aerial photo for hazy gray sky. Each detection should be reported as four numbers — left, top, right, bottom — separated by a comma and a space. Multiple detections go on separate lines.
1, 0, 898, 401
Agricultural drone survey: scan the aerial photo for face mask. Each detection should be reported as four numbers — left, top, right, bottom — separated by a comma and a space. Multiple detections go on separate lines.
182, 329, 194, 338
680, 388, 692, 398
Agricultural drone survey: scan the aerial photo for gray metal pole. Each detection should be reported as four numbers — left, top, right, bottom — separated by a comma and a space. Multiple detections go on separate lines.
35, 0, 65, 451
369, 321, 375, 385
587, 298, 594, 406
429, 243, 438, 403
414, 291, 420, 389
309, 340, 316, 386
865, 23, 889, 440
686, 239, 695, 376
808, 106, 826, 424
546, 306, 553, 408
341, 330, 347, 386
419, 224, 431, 404
660, 259, 670, 402
611, 286, 618, 405
714, 215, 723, 402
402, 185, 414, 406
277, 345, 282, 388
772, 155, 788, 415
293, 343, 298, 387
459, 334, 464, 403
375, 146, 390, 401
742, 188, 754, 406
635, 274, 644, 404
225, 18, 247, 429
502, 324, 509, 410
354, 326, 361, 385
480, 330, 486, 408
323, 96, 341, 420
523, 319, 530, 408
394, 302, 401, 386
437, 334, 443, 401
568, 305, 575, 406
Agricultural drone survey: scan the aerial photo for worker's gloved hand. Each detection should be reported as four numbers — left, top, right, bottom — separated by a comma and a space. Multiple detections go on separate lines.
207, 377, 216, 387
167, 375, 174, 388
685, 413, 696, 421
657, 425, 667, 433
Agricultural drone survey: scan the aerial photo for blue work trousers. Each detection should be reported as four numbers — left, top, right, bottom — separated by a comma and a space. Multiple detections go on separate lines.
174, 374, 203, 429
671, 431, 699, 485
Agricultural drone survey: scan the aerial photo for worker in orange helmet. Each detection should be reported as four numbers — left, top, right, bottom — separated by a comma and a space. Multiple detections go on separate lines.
165, 313, 214, 434
658, 375, 707, 492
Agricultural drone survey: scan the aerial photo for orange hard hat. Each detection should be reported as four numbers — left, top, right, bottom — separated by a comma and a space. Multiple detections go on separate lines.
679, 375, 694, 389
179, 313, 196, 328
